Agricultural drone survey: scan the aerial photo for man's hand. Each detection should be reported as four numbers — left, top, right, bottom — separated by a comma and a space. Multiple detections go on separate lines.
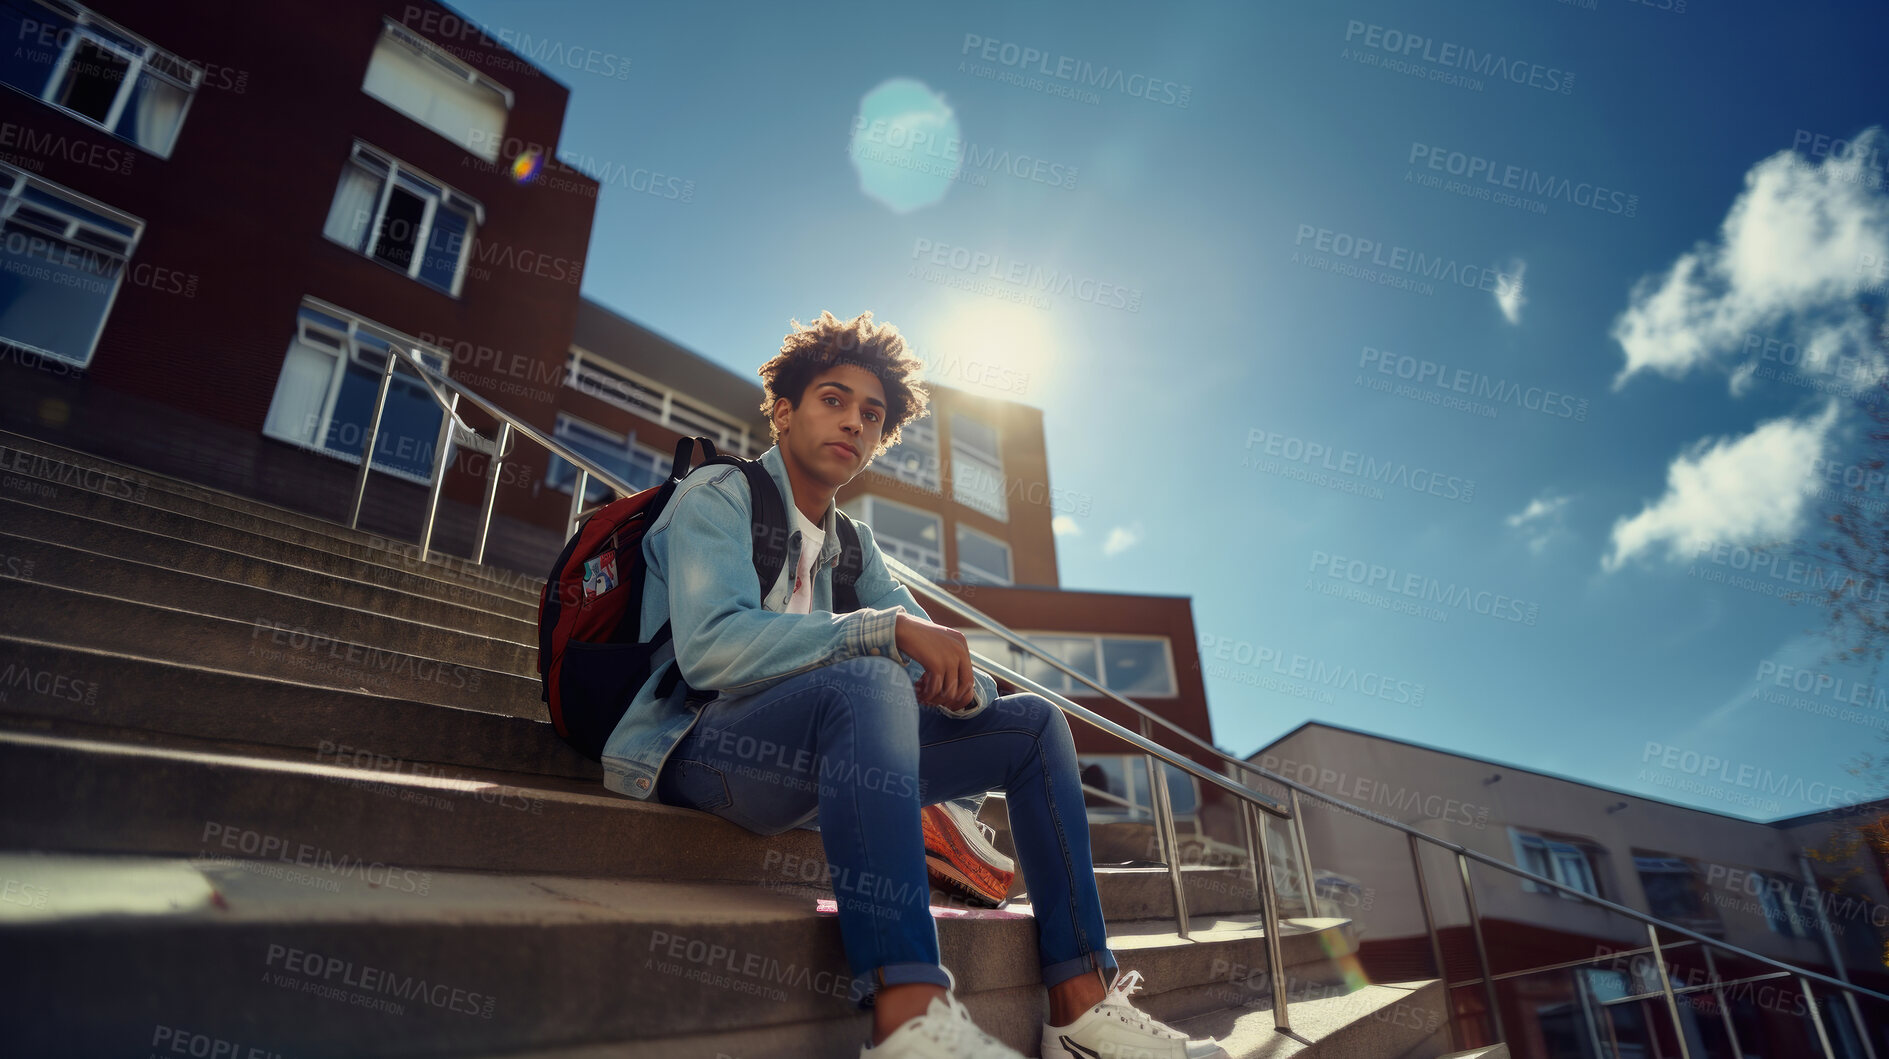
894, 613, 976, 711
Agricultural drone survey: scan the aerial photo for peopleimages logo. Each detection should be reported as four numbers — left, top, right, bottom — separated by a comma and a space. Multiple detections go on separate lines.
1308, 550, 1541, 625
1342, 20, 1575, 95
1407, 142, 1637, 217
1640, 742, 1867, 811
1292, 224, 1523, 300
958, 34, 1192, 107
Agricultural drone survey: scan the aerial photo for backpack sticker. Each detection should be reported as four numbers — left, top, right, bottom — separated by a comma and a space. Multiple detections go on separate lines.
581, 552, 620, 601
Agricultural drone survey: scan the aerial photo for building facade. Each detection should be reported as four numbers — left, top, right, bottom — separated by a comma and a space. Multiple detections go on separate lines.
0, 0, 598, 570
1250, 722, 1889, 1058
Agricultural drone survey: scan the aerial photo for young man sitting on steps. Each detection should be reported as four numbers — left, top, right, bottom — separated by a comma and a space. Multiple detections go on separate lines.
601, 310, 1226, 1059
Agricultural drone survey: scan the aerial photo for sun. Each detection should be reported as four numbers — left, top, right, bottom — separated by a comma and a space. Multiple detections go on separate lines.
916, 302, 1061, 403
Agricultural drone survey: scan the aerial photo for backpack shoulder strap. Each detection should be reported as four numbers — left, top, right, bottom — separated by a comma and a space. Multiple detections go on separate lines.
833, 510, 864, 614
734, 460, 789, 603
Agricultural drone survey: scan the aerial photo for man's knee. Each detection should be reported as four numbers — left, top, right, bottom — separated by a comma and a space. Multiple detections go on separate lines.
1000, 691, 1065, 732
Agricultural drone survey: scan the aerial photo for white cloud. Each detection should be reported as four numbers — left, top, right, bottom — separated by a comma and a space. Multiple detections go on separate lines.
1497, 258, 1527, 325
1102, 524, 1141, 556
1611, 126, 1889, 392
1603, 404, 1839, 572
1051, 515, 1082, 537
1507, 493, 1570, 554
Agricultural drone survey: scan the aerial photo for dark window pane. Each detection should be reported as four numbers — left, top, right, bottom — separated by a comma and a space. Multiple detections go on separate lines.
1104, 639, 1170, 694
54, 37, 131, 123
0, 217, 120, 365
0, 2, 71, 97
417, 207, 468, 292
325, 358, 443, 479
372, 188, 426, 272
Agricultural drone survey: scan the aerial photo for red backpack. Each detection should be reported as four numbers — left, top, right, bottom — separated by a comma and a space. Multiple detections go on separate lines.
537, 436, 864, 760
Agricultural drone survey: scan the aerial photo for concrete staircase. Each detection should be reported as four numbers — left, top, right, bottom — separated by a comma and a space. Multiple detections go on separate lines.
0, 429, 1467, 1057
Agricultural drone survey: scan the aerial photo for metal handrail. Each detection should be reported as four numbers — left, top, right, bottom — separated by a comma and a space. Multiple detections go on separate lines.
884, 558, 1889, 1054
367, 346, 1883, 1053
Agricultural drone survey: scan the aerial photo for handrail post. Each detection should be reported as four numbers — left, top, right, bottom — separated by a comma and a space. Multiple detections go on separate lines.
1250, 800, 1291, 1033
347, 349, 399, 529
1456, 852, 1504, 1045
1645, 922, 1692, 1059
1801, 975, 1839, 1059
1801, 851, 1879, 1059
1288, 789, 1317, 919
567, 468, 589, 538
1408, 834, 1456, 1053
1701, 948, 1744, 1059
419, 391, 458, 561
471, 422, 510, 565
1142, 718, 1190, 939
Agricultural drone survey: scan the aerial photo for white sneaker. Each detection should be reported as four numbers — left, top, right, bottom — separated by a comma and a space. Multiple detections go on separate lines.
862, 991, 1026, 1058
1039, 970, 1228, 1059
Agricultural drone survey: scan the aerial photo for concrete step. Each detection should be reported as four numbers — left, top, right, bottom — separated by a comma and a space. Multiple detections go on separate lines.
1092, 864, 1264, 920
1168, 978, 1451, 1059
0, 530, 538, 678
0, 850, 1359, 1057
0, 636, 590, 780
0, 505, 533, 641
0, 577, 538, 714
2, 492, 538, 623
0, 428, 544, 601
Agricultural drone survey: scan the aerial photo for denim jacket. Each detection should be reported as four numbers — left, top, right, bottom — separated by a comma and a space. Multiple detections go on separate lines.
600, 445, 997, 800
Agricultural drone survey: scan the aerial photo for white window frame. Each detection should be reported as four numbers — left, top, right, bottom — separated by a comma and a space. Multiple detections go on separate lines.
843, 494, 944, 580
1632, 853, 1719, 928
545, 413, 672, 500
872, 416, 942, 492
0, 160, 142, 367
949, 412, 1007, 522
363, 18, 513, 161
325, 142, 482, 297
965, 631, 1177, 697
260, 296, 451, 486
1510, 829, 1602, 899
565, 348, 756, 456
6, 0, 202, 158
954, 523, 1013, 586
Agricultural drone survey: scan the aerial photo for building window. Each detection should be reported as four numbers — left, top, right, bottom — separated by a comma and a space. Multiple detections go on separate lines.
949, 412, 1006, 521
261, 300, 449, 483
965, 632, 1176, 698
565, 349, 755, 456
841, 495, 943, 580
0, 163, 140, 367
0, 0, 200, 157
324, 143, 481, 296
546, 416, 672, 505
1511, 829, 1603, 899
1076, 755, 1200, 819
1751, 872, 1814, 939
874, 417, 941, 492
955, 524, 1012, 586
361, 20, 510, 161
1633, 853, 1721, 932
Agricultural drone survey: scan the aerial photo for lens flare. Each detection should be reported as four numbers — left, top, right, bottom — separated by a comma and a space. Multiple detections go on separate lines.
510, 149, 542, 184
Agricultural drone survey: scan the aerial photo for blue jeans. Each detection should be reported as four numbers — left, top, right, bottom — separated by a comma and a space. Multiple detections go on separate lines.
655, 655, 1118, 1007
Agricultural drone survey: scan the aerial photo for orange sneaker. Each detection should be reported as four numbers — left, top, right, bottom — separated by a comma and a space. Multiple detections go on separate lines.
922, 801, 1016, 907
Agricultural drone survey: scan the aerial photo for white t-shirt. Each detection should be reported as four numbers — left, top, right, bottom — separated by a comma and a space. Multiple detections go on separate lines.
784, 508, 826, 614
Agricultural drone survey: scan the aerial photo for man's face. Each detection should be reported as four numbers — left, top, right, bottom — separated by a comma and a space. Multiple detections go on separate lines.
774, 363, 888, 490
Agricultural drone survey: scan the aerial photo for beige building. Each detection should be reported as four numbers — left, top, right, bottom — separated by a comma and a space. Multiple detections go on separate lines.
1249, 721, 1887, 1058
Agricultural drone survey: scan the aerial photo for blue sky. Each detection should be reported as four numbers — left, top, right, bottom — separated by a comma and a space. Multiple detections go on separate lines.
455, 0, 1889, 822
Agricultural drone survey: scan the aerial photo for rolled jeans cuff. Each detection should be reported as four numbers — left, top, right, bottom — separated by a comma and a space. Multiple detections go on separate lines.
1041, 949, 1119, 991
853, 961, 955, 1009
